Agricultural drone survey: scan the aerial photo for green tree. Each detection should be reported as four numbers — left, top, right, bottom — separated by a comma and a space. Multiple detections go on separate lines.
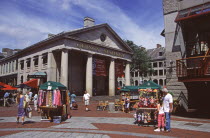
125, 40, 153, 79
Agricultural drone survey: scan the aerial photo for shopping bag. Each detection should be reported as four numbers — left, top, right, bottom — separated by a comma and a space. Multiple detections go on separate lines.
23, 101, 27, 108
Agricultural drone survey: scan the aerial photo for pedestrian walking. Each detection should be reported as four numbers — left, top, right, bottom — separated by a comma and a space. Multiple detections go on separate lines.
154, 99, 165, 132
29, 91, 33, 100
162, 88, 173, 132
33, 94, 38, 111
83, 91, 90, 111
3, 91, 9, 107
70, 91, 77, 109
16, 91, 26, 125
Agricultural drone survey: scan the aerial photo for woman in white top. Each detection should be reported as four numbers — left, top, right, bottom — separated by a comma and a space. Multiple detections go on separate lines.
154, 100, 165, 132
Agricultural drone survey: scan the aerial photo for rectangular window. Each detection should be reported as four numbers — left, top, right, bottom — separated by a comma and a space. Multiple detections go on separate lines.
131, 72, 134, 77
159, 52, 163, 56
159, 70, 163, 76
153, 62, 157, 68
159, 62, 163, 67
34, 56, 38, 66
135, 72, 138, 77
153, 70, 158, 76
20, 61, 24, 70
27, 59, 31, 68
43, 54, 48, 64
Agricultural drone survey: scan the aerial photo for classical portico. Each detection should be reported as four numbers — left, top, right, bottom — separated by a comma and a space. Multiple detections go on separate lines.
0, 17, 133, 96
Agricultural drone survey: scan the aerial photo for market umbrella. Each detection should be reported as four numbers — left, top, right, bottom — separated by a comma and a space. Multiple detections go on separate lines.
0, 82, 18, 90
0, 86, 5, 88
39, 81, 67, 90
15, 84, 31, 89
23, 79, 38, 88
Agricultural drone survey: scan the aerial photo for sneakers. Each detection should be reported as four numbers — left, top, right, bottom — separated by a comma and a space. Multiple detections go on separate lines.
154, 128, 160, 132
161, 128, 164, 131
165, 129, 171, 132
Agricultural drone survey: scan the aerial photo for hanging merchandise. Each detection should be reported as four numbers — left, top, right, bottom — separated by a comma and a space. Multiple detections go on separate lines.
115, 62, 124, 77
38, 81, 70, 122
93, 58, 107, 76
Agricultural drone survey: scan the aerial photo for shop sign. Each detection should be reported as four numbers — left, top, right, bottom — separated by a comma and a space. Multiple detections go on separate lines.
76, 43, 125, 58
28, 75, 46, 78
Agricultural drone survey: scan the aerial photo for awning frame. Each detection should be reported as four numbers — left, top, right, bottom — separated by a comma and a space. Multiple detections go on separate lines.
175, 2, 210, 22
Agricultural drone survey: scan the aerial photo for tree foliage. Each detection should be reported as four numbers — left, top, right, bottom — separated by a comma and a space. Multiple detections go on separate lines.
125, 40, 153, 76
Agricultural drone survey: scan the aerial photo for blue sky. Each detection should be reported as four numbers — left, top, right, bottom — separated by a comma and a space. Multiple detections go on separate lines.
0, 0, 164, 51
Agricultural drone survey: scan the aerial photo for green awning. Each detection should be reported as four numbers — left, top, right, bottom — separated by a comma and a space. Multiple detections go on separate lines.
139, 81, 161, 89
28, 72, 47, 78
39, 81, 67, 90
119, 86, 140, 92
119, 88, 130, 92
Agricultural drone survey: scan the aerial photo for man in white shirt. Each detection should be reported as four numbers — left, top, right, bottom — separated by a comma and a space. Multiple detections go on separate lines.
83, 91, 90, 111
162, 88, 173, 132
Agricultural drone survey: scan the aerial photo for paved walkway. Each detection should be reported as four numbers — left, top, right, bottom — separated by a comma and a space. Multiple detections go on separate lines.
1, 116, 210, 138
1, 116, 210, 133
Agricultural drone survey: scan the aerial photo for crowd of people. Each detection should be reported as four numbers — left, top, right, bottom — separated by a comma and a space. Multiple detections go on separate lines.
13, 89, 91, 125
2, 88, 173, 132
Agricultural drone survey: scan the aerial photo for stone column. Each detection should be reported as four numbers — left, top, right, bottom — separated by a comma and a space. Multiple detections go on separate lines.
47, 51, 53, 81
86, 53, 93, 96
125, 61, 131, 86
23, 59, 27, 82
38, 55, 42, 71
30, 57, 34, 73
109, 58, 115, 96
60, 49, 69, 88
17, 61, 21, 85
3, 64, 6, 75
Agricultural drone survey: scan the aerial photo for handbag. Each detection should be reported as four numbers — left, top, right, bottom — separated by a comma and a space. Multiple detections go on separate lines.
23, 101, 27, 109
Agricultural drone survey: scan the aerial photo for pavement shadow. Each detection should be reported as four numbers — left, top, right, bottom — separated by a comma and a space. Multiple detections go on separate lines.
173, 106, 210, 119
24, 121, 35, 124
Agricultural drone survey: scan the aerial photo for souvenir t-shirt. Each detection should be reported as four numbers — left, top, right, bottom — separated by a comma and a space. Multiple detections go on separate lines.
163, 93, 173, 112
83, 93, 90, 100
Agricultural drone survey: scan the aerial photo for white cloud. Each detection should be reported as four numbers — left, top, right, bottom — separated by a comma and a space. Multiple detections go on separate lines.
0, 6, 74, 50
0, 0, 165, 50
52, 0, 165, 48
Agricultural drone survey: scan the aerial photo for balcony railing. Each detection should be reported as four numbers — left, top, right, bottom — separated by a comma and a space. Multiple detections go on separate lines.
176, 55, 210, 80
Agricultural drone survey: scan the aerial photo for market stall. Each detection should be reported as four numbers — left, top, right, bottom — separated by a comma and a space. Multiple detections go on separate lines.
38, 81, 70, 122
117, 86, 140, 112
134, 81, 161, 126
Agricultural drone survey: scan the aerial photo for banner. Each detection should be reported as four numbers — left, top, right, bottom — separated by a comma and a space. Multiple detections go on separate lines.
93, 58, 107, 76
115, 62, 124, 77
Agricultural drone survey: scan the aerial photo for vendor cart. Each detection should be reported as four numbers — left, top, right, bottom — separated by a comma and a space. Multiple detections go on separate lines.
134, 81, 161, 126
118, 86, 140, 112
38, 81, 70, 122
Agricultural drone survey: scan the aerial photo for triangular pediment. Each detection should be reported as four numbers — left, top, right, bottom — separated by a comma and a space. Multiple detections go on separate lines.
64, 24, 132, 53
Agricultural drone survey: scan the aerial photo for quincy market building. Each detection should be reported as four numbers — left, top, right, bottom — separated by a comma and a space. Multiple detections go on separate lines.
0, 17, 133, 96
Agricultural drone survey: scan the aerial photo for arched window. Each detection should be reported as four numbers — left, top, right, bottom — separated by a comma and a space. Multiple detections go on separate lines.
21, 76, 23, 83
159, 79, 163, 86
153, 79, 158, 84
135, 80, 138, 86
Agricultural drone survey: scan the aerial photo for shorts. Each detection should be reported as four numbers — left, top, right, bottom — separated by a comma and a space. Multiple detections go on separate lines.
85, 99, 89, 105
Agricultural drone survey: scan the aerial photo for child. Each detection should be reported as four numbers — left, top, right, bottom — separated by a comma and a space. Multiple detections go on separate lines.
154, 100, 165, 132
124, 94, 130, 113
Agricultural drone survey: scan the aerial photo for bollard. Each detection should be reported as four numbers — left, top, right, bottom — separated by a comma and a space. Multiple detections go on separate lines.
108, 102, 115, 112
